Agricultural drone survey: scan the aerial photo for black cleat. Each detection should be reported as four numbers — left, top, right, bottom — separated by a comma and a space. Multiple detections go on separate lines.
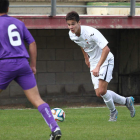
49, 129, 62, 140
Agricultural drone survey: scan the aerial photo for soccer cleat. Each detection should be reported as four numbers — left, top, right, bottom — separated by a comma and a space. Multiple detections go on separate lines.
126, 97, 135, 118
109, 109, 118, 122
49, 128, 62, 140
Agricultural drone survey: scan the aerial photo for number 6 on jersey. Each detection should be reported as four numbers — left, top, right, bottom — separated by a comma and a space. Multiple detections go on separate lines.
8, 24, 22, 46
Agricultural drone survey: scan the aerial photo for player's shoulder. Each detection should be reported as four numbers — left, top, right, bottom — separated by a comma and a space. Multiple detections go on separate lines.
8, 16, 25, 26
14, 17, 24, 23
81, 25, 97, 35
81, 25, 94, 30
81, 26, 98, 40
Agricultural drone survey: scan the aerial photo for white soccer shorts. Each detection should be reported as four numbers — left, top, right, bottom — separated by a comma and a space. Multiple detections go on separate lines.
90, 60, 114, 89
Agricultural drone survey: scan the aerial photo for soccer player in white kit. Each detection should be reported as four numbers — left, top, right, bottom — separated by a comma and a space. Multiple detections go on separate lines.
66, 11, 135, 121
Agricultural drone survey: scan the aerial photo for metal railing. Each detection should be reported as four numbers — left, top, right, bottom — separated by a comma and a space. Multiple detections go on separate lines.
10, 0, 136, 16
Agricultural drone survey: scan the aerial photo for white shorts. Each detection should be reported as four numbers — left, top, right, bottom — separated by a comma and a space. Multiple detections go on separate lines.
90, 58, 114, 89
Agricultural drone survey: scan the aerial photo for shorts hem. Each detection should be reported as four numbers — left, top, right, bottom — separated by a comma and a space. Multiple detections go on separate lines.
22, 84, 37, 90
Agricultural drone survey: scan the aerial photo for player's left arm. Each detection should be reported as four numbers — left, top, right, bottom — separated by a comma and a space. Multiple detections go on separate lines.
97, 46, 110, 67
90, 29, 110, 77
29, 41, 37, 74
91, 46, 110, 76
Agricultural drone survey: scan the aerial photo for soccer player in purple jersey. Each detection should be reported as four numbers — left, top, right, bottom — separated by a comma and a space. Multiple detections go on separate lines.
0, 1, 61, 140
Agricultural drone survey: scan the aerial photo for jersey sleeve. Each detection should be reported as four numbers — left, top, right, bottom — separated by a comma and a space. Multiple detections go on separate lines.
90, 28, 108, 49
23, 23, 35, 45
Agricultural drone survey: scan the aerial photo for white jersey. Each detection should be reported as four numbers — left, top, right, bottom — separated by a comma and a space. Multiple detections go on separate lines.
69, 25, 114, 67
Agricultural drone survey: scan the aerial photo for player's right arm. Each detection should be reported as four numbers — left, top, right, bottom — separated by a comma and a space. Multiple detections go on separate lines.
81, 47, 90, 68
29, 41, 37, 74
22, 22, 37, 74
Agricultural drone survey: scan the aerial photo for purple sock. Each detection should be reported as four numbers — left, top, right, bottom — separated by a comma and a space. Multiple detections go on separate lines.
38, 103, 59, 132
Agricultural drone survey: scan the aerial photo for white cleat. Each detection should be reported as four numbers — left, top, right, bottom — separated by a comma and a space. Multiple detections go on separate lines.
109, 110, 118, 122
126, 97, 135, 118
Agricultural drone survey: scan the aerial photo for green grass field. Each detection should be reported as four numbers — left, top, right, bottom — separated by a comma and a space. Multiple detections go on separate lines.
0, 106, 140, 140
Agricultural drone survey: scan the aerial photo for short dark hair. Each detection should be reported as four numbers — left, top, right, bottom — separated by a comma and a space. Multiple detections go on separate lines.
66, 11, 80, 22
0, 0, 9, 13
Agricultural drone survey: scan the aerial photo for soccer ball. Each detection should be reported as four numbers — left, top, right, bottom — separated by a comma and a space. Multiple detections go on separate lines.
51, 108, 65, 122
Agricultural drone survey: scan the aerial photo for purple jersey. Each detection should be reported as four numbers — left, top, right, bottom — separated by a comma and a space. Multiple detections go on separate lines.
0, 15, 35, 59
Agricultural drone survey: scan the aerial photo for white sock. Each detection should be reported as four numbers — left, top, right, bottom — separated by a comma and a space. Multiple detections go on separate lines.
102, 91, 116, 112
107, 90, 126, 105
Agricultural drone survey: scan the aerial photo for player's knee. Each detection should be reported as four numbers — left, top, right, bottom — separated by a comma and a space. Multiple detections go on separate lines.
98, 89, 106, 96
96, 92, 101, 98
95, 89, 102, 98
95, 91, 102, 98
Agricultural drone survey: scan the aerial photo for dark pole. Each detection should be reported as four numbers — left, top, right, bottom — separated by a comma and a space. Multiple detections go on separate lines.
50, 0, 56, 16
130, 0, 135, 16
